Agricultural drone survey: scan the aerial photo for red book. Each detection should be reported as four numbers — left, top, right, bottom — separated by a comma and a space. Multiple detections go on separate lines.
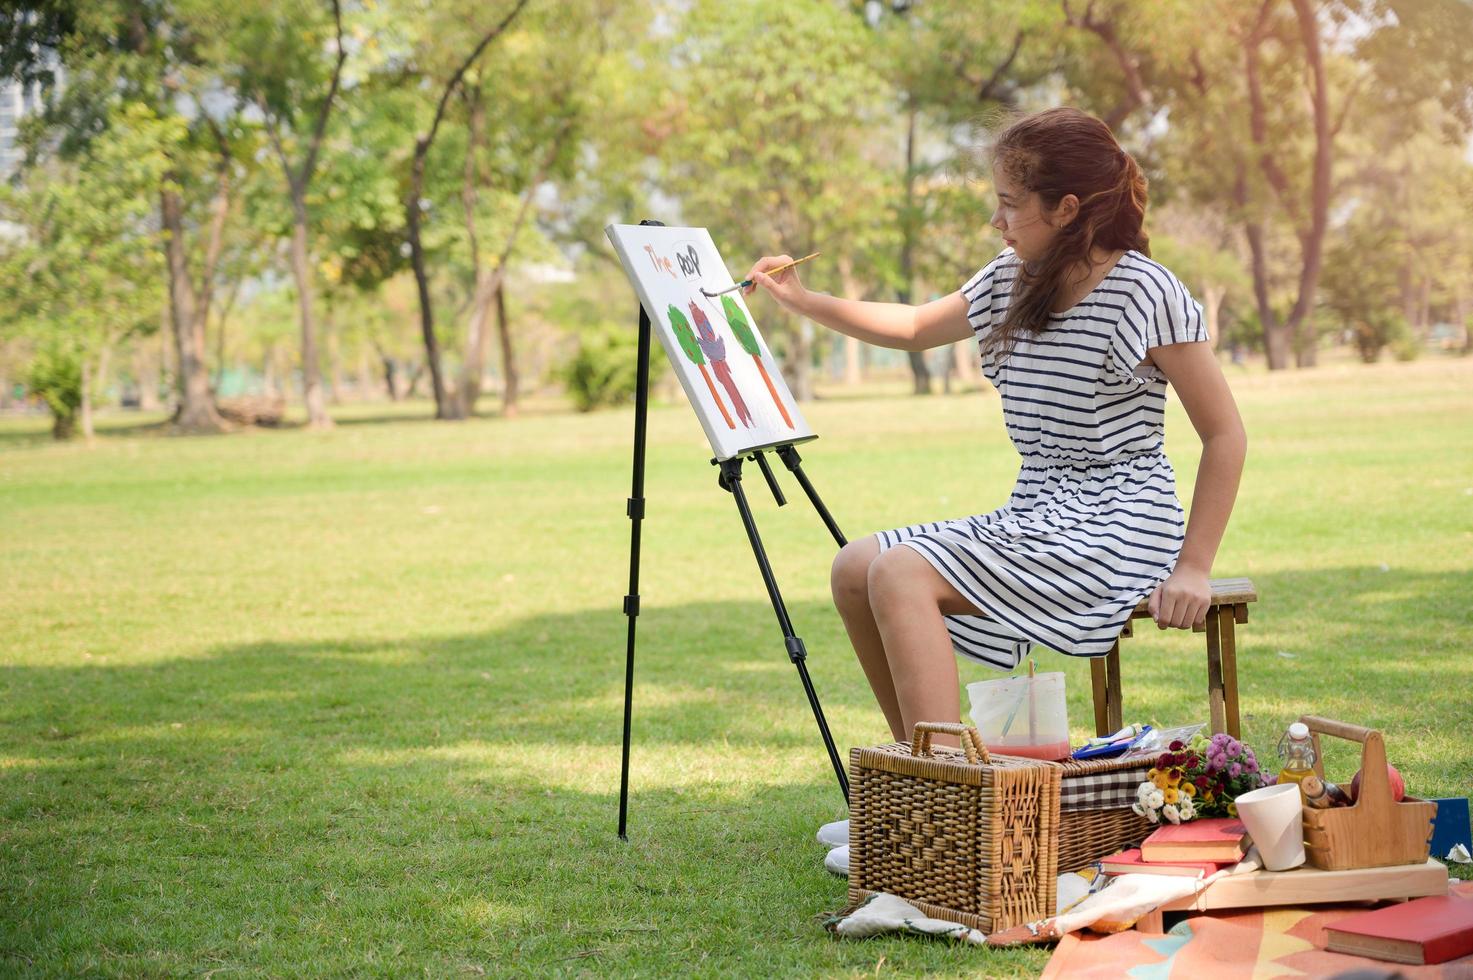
1140, 818, 1249, 864
1098, 848, 1230, 878
1323, 894, 1473, 965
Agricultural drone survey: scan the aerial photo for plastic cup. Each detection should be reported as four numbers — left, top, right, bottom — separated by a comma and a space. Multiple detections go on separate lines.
1234, 783, 1306, 871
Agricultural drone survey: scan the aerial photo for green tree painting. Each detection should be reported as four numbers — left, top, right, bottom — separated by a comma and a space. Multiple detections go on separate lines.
721, 295, 792, 428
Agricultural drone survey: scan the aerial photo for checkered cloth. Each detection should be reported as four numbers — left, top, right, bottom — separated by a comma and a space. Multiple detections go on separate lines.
1060, 765, 1150, 812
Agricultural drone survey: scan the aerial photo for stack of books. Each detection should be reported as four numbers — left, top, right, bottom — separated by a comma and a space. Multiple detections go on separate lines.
1099, 818, 1249, 879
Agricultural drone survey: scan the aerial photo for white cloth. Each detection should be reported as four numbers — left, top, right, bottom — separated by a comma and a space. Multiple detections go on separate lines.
1051, 847, 1260, 934
824, 844, 850, 877
829, 893, 988, 945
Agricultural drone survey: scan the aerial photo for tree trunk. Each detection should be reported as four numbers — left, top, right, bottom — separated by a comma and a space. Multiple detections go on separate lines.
1202, 283, 1224, 352
80, 356, 94, 443
288, 192, 332, 429
899, 104, 930, 395
1244, 221, 1292, 369
406, 174, 452, 418
263, 344, 279, 398
837, 256, 865, 386
160, 186, 225, 430
139, 310, 164, 412
494, 281, 519, 417
1240, 0, 1333, 371
952, 341, 979, 385
790, 319, 815, 402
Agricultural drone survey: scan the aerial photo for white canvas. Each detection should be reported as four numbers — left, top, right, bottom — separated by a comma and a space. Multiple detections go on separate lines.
606, 224, 816, 461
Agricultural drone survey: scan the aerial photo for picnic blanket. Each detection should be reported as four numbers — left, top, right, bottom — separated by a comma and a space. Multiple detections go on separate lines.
1041, 879, 1473, 979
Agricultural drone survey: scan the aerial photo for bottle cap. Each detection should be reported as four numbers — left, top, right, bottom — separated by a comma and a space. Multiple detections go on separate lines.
1288, 722, 1309, 739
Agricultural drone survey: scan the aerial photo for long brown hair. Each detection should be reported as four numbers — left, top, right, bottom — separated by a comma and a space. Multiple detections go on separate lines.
981, 107, 1151, 362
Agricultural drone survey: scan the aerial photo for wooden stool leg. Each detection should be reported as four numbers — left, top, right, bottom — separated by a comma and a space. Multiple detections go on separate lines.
1219, 605, 1241, 739
1205, 607, 1226, 735
1091, 655, 1109, 737
1105, 639, 1122, 735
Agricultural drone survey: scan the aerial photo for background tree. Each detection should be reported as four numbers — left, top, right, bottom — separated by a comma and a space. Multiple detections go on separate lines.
213, 0, 349, 429
0, 102, 172, 439
664, 0, 890, 402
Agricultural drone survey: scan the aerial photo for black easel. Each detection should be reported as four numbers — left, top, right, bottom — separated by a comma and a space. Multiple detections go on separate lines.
619, 221, 849, 840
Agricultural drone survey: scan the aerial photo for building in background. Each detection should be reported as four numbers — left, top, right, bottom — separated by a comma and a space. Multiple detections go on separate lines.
1, 61, 61, 178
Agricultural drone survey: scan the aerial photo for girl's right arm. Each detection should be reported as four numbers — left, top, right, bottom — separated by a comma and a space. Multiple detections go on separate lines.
743, 254, 973, 352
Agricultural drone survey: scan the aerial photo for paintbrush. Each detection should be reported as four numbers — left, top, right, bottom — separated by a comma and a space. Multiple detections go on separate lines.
700, 251, 821, 298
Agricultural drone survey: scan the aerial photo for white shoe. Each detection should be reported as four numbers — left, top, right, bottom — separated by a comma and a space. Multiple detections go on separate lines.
816, 817, 849, 848
824, 844, 850, 877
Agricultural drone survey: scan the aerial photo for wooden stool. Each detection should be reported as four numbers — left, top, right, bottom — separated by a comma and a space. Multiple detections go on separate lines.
1090, 577, 1257, 739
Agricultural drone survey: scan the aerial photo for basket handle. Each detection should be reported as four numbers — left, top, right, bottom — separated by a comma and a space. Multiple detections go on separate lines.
909, 722, 991, 764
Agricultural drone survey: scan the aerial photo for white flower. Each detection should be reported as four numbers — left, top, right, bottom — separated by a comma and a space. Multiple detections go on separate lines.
1137, 782, 1155, 802
1146, 789, 1165, 810
1162, 804, 1182, 824
1179, 798, 1197, 820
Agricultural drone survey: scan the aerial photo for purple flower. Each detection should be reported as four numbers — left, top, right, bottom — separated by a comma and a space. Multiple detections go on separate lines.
1229, 762, 1242, 778
1224, 737, 1242, 756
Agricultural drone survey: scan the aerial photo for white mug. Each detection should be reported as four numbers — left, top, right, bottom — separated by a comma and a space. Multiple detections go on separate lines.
1234, 783, 1306, 871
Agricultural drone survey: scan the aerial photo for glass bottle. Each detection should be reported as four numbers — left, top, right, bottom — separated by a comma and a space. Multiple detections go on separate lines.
1276, 721, 1316, 791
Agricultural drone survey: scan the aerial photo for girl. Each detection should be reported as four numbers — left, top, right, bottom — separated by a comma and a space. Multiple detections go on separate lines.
744, 108, 1245, 784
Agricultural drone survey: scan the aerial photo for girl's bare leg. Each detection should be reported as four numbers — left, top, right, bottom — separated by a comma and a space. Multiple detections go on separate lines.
831, 536, 906, 741
866, 544, 985, 748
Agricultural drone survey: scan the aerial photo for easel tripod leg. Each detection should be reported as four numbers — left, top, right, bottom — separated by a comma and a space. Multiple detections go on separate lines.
618, 301, 654, 841
720, 457, 849, 802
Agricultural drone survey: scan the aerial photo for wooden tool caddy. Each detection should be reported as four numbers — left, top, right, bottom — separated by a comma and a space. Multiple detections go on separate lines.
1298, 715, 1437, 871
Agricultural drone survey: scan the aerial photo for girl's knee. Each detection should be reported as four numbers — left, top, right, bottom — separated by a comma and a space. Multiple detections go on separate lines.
831, 537, 879, 606
866, 545, 917, 601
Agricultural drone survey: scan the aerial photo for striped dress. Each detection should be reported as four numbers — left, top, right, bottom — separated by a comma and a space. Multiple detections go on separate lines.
875, 246, 1210, 671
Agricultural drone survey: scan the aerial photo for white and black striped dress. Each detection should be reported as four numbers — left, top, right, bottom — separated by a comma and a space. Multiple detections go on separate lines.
875, 247, 1209, 670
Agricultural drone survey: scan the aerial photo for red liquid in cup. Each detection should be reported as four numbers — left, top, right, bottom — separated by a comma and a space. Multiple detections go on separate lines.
984, 736, 1073, 761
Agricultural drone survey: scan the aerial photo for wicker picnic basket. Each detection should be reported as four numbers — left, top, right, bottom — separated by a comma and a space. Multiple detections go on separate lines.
1056, 752, 1155, 873
847, 722, 1063, 934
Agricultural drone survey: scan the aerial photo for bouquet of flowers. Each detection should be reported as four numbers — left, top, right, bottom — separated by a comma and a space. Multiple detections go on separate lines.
1132, 731, 1265, 824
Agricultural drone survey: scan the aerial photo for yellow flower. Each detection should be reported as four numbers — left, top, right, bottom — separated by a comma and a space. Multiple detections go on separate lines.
1166, 769, 1182, 788
1181, 782, 1196, 798
1152, 773, 1169, 789
1227, 802, 1238, 817
1164, 788, 1180, 804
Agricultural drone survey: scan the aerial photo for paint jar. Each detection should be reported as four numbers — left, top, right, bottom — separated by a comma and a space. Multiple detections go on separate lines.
967, 670, 1070, 761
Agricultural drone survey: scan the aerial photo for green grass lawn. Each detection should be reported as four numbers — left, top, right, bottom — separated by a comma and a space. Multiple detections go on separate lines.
2, 355, 1470, 977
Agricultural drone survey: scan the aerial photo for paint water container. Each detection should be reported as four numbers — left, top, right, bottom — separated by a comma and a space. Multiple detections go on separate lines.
966, 669, 1071, 761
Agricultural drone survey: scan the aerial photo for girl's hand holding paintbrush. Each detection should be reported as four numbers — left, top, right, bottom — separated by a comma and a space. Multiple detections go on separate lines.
742, 253, 816, 312
745, 250, 978, 353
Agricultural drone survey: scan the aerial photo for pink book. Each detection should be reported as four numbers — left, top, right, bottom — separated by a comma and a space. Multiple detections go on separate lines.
1098, 848, 1229, 878
1140, 818, 1249, 863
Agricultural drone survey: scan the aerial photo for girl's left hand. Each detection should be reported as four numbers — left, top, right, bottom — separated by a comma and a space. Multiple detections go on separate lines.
1149, 565, 1212, 630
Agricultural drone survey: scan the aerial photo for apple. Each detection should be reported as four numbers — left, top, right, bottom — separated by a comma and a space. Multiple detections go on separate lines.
1349, 763, 1405, 803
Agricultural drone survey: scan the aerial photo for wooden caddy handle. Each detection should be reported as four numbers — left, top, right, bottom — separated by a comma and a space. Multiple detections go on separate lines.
910, 722, 991, 764
1297, 714, 1395, 810
1299, 715, 1376, 744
